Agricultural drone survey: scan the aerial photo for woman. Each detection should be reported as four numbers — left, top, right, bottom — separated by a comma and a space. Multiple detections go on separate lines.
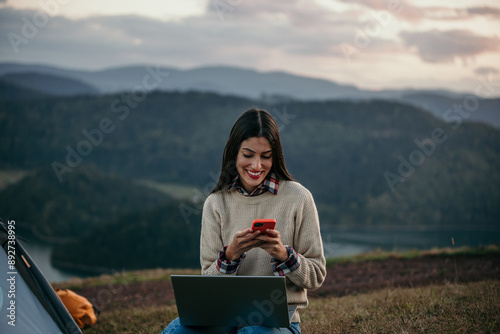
162, 108, 326, 334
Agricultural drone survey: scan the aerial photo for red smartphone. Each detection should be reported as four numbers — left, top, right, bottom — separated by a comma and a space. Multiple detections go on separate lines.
251, 219, 276, 235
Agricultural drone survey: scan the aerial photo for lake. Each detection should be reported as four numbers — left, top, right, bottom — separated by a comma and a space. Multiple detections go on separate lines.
21, 227, 500, 283
322, 227, 500, 258
22, 240, 77, 283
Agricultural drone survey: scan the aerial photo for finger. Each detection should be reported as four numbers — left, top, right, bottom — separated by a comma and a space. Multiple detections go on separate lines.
235, 228, 254, 238
248, 239, 264, 247
264, 229, 280, 238
241, 239, 263, 252
245, 237, 264, 246
238, 228, 254, 236
243, 230, 261, 239
255, 230, 279, 242
254, 234, 272, 242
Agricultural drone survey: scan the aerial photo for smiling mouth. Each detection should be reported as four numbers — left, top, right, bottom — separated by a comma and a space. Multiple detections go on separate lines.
246, 170, 263, 178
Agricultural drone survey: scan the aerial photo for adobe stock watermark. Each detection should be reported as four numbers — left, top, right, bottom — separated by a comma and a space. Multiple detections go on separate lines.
7, 0, 72, 54
269, 106, 296, 132
5, 220, 17, 328
384, 75, 499, 192
179, 105, 296, 224
51, 65, 169, 182
211, 0, 244, 20
339, 0, 401, 63
178, 161, 235, 225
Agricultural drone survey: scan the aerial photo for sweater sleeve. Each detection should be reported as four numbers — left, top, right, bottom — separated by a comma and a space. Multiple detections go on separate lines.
200, 194, 238, 275
285, 187, 327, 290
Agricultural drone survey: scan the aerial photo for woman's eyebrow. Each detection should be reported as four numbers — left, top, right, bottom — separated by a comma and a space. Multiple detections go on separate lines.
242, 148, 272, 154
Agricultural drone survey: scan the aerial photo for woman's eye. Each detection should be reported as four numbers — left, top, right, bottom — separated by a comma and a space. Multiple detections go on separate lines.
242, 153, 271, 159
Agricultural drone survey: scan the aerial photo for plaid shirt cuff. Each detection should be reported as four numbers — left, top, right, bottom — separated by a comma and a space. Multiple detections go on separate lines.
216, 246, 246, 274
272, 246, 301, 276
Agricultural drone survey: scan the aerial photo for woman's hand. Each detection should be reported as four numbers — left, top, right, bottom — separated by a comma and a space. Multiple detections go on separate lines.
225, 228, 263, 261
254, 229, 288, 262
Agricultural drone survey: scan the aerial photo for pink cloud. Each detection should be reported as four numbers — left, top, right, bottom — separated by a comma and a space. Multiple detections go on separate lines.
336, 0, 500, 23
466, 6, 500, 18
401, 29, 500, 63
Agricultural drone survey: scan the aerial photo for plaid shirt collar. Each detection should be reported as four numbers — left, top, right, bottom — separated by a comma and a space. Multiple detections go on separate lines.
228, 173, 279, 197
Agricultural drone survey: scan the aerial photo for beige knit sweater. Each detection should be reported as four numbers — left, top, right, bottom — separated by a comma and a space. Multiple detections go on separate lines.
200, 180, 327, 323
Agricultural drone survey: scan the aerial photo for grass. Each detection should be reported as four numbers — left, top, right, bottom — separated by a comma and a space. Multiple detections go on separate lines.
57, 245, 500, 333
53, 268, 200, 291
83, 280, 500, 334
301, 280, 500, 334
86, 305, 178, 334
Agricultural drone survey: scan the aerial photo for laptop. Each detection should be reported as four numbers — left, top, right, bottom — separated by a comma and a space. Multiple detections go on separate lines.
171, 275, 297, 328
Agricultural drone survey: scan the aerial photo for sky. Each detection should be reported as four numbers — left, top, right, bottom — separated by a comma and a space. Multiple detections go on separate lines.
1, 0, 500, 96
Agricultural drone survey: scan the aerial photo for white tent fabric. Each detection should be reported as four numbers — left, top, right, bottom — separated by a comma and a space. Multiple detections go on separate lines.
0, 219, 82, 334
0, 249, 63, 333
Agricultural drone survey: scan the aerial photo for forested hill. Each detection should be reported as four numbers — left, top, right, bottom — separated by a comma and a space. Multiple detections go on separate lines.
1, 90, 499, 236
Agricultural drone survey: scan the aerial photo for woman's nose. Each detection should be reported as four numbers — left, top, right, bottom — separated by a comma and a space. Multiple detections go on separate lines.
251, 157, 261, 169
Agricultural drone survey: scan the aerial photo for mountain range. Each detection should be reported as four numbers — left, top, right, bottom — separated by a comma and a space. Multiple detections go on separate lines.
1, 89, 498, 233
1, 62, 499, 127
1, 74, 499, 271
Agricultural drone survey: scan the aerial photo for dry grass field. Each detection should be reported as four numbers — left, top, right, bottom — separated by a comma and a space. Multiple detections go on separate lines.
54, 246, 500, 333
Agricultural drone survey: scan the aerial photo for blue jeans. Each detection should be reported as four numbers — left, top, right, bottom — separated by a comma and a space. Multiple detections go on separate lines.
161, 317, 301, 334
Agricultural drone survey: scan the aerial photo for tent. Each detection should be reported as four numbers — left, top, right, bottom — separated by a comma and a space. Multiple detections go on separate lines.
0, 218, 82, 334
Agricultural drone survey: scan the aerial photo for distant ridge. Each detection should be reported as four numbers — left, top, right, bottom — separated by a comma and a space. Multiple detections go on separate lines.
0, 79, 47, 99
0, 72, 99, 97
0, 62, 366, 99
0, 62, 498, 127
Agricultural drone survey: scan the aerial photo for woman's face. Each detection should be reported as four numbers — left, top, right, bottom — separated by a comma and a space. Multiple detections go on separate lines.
236, 136, 273, 193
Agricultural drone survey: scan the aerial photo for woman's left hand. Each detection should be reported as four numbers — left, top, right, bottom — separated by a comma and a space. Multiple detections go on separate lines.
254, 229, 289, 262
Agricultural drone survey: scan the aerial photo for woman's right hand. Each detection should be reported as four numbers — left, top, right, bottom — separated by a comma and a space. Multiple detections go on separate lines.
225, 228, 262, 261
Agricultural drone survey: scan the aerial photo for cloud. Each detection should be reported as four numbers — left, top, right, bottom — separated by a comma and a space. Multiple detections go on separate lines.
206, 0, 405, 57
334, 0, 431, 22
400, 29, 500, 63
1, 3, 499, 96
428, 6, 500, 21
466, 6, 500, 18
0, 4, 368, 69
336, 0, 500, 23
475, 67, 499, 76
335, 0, 396, 10
206, 0, 354, 31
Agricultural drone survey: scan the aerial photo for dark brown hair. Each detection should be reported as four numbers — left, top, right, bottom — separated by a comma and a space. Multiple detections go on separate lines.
211, 108, 294, 193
